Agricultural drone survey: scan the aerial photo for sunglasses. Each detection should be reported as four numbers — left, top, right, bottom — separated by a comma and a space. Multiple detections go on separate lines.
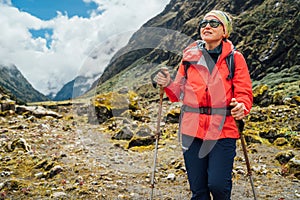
199, 19, 223, 28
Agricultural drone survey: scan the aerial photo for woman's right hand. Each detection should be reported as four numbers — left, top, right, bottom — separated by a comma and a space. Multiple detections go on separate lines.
154, 67, 171, 87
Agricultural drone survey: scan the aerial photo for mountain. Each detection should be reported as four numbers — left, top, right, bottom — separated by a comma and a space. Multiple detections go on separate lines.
88, 0, 299, 104
53, 74, 100, 101
0, 64, 49, 103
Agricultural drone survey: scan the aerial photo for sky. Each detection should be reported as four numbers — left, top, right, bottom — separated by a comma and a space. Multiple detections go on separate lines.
0, 0, 170, 96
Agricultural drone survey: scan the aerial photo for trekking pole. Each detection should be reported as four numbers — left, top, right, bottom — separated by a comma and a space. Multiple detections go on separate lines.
150, 85, 164, 200
236, 120, 258, 200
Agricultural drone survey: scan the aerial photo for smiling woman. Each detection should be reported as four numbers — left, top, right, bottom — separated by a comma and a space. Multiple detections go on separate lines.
11, 0, 99, 20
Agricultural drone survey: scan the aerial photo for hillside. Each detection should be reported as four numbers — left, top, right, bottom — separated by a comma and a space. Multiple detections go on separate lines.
89, 0, 299, 105
0, 64, 49, 103
53, 75, 99, 101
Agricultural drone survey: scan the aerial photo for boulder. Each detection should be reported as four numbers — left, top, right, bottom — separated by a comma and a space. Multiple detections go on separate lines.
291, 135, 300, 148
89, 91, 140, 124
253, 84, 271, 107
0, 100, 15, 112
166, 107, 180, 123
127, 135, 155, 149
275, 150, 295, 165
112, 126, 134, 140
287, 155, 300, 179
273, 137, 288, 146
15, 105, 62, 119
5, 138, 31, 152
291, 96, 300, 106
127, 124, 156, 148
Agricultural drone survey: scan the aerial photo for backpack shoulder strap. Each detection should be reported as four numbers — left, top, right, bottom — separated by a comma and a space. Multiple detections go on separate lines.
182, 40, 205, 80
182, 61, 190, 80
225, 49, 236, 80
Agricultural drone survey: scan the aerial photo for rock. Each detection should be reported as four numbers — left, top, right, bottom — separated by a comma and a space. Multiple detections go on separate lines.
112, 126, 134, 140
252, 164, 268, 175
259, 128, 285, 143
287, 156, 300, 176
166, 173, 176, 181
248, 112, 267, 122
8, 138, 31, 152
244, 135, 262, 144
272, 91, 285, 105
126, 109, 151, 122
170, 159, 183, 170
127, 135, 155, 149
0, 171, 12, 177
0, 100, 15, 112
34, 159, 48, 169
253, 84, 271, 107
234, 166, 246, 175
34, 172, 44, 179
15, 105, 63, 119
26, 116, 36, 122
275, 150, 295, 165
135, 125, 153, 137
291, 135, 300, 148
291, 96, 300, 106
48, 165, 63, 178
273, 137, 288, 146
108, 120, 117, 130
90, 91, 140, 124
126, 124, 156, 148
0, 179, 25, 191
88, 104, 113, 124
166, 107, 180, 123
52, 191, 68, 199
0, 182, 4, 190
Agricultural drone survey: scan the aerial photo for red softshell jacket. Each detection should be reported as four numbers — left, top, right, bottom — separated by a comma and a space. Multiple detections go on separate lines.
165, 39, 253, 140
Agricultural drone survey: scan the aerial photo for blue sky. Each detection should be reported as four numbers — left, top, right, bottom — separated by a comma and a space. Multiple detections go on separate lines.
12, 0, 100, 49
12, 0, 99, 20
0, 0, 170, 96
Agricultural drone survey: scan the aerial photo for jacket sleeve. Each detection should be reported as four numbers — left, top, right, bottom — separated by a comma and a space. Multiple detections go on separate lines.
164, 61, 186, 102
233, 51, 253, 115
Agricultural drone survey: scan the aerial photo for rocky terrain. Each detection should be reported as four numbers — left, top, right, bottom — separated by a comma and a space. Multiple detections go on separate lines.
0, 88, 299, 200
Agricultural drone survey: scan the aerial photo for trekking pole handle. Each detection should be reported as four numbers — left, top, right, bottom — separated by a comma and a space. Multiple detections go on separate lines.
151, 67, 168, 88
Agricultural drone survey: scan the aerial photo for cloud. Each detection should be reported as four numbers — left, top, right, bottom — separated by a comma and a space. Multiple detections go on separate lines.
0, 0, 169, 95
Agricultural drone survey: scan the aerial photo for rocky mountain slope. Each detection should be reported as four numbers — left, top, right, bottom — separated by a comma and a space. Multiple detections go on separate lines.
0, 64, 49, 103
90, 0, 299, 106
53, 75, 99, 101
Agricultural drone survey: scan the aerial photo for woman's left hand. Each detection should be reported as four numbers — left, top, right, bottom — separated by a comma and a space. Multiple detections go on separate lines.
230, 98, 247, 120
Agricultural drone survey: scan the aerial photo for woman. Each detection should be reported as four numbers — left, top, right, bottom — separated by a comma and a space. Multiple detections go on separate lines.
155, 10, 253, 199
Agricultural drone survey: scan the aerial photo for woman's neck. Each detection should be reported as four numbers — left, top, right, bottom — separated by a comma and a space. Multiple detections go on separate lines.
205, 40, 222, 50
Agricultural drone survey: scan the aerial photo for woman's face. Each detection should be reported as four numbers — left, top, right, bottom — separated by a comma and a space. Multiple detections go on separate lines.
200, 16, 225, 43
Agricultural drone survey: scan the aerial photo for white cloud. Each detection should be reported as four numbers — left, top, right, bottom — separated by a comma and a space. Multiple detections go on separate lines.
0, 0, 169, 96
